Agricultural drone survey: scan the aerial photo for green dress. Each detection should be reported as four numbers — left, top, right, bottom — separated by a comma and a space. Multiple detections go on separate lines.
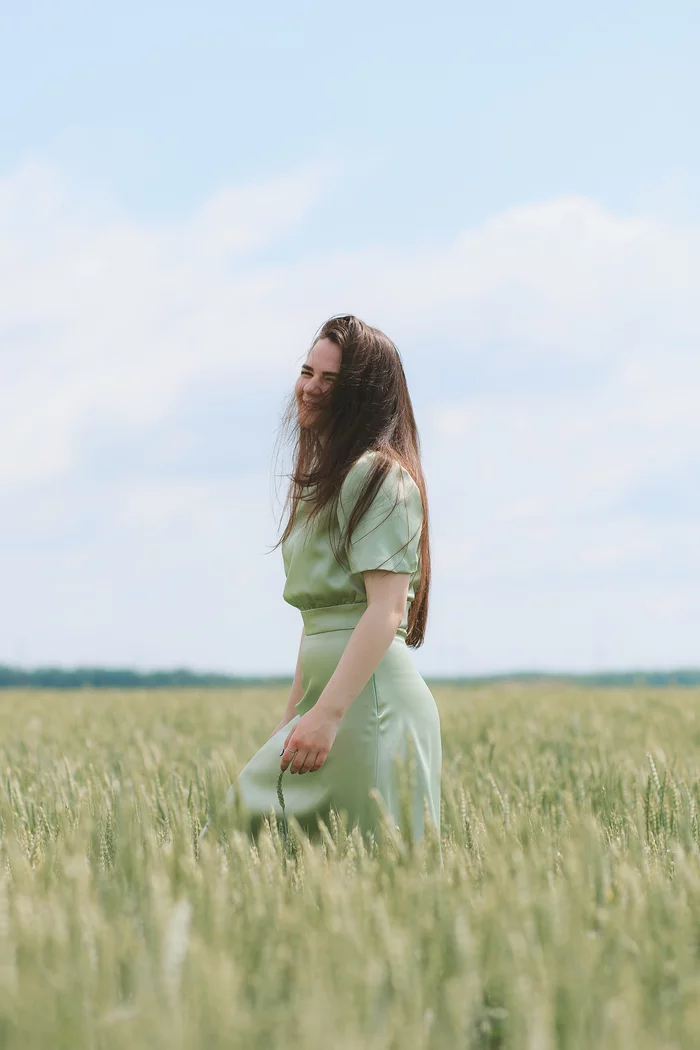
224, 450, 442, 845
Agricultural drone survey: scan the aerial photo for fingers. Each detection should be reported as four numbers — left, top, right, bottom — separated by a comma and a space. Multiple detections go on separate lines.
279, 743, 322, 775
297, 750, 318, 775
280, 742, 308, 773
279, 743, 296, 772
289, 747, 311, 774
296, 750, 327, 774
279, 744, 306, 774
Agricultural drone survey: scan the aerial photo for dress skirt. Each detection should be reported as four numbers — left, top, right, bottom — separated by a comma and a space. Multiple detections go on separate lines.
223, 601, 442, 846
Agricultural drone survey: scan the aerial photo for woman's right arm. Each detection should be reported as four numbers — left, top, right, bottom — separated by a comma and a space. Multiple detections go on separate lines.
268, 625, 305, 737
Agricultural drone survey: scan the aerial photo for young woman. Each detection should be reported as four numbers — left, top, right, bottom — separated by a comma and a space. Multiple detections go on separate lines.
215, 314, 442, 847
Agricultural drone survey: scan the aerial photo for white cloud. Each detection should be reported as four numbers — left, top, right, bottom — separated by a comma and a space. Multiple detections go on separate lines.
1, 162, 698, 670
0, 159, 331, 484
431, 353, 700, 527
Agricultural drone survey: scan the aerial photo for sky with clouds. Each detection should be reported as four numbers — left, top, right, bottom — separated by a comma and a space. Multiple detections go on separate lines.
1, 0, 698, 675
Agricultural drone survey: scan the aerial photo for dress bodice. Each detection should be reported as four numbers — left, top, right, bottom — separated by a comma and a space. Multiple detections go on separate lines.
281, 450, 423, 625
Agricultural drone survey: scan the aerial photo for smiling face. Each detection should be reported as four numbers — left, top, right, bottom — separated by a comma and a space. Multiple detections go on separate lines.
295, 337, 342, 431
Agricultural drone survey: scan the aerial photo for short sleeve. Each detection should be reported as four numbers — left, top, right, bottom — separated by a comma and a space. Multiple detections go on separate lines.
337, 454, 423, 575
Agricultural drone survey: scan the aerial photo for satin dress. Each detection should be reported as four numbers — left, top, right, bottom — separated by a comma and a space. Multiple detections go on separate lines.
222, 450, 442, 846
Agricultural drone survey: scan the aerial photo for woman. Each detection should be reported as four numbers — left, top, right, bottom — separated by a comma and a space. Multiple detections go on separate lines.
213, 315, 442, 847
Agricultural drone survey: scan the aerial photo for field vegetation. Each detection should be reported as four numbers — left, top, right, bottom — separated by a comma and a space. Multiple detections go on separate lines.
1, 683, 700, 1048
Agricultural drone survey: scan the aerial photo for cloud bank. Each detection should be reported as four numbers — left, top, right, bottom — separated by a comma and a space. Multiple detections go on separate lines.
1, 161, 697, 672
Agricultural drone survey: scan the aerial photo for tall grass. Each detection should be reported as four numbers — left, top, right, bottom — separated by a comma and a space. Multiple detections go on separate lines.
1, 683, 700, 1048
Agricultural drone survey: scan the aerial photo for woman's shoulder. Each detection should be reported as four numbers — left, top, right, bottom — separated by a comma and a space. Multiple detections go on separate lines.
358, 449, 419, 485
341, 450, 420, 509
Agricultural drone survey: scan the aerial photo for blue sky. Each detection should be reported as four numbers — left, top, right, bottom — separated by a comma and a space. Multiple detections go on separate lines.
1, 1, 698, 673
4, 1, 699, 232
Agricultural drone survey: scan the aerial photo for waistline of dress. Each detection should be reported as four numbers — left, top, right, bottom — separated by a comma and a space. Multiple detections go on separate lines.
301, 601, 408, 640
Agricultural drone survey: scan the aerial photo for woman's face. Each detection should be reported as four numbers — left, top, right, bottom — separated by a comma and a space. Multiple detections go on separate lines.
295, 338, 342, 430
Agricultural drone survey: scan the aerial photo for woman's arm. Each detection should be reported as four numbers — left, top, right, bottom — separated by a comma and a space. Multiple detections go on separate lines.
268, 625, 306, 738
315, 571, 408, 721
279, 571, 410, 772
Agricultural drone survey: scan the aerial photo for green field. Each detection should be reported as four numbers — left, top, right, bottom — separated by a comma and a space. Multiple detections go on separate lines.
1, 683, 700, 1049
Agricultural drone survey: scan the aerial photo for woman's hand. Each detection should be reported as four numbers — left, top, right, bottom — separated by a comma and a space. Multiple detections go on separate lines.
279, 705, 341, 774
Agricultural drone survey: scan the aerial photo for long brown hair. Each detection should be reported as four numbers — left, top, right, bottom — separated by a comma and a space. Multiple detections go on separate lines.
270, 314, 431, 648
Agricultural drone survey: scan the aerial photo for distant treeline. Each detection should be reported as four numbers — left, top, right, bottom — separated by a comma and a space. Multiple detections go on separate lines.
0, 666, 289, 689
1, 665, 699, 689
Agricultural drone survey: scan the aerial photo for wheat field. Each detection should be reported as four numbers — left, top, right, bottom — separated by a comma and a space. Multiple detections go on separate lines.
1, 682, 699, 1048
